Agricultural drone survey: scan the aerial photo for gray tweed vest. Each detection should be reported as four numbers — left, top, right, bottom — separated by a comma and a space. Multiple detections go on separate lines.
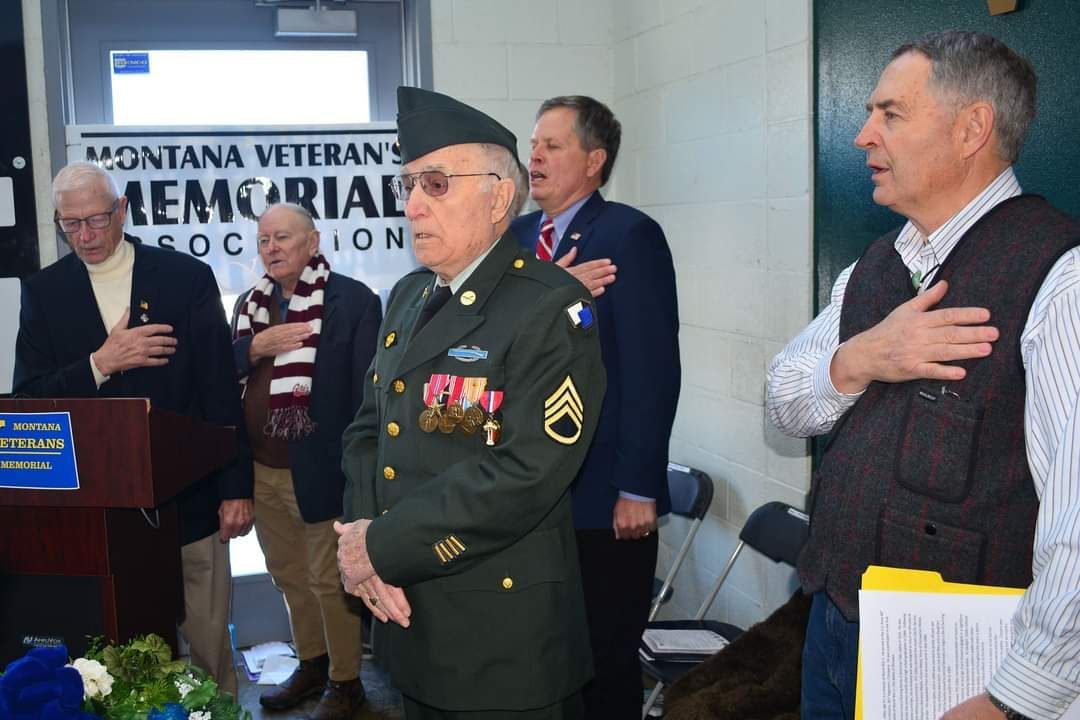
798, 195, 1080, 620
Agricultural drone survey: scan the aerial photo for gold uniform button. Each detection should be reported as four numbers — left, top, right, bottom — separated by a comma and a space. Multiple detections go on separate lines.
387, 421, 400, 437
381, 509, 389, 515
501, 577, 513, 590
513, 258, 525, 269
384, 331, 397, 349
393, 379, 406, 394
383, 466, 396, 481
373, 372, 380, 385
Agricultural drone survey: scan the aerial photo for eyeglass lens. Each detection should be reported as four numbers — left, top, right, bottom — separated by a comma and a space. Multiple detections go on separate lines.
57, 201, 117, 233
393, 171, 451, 201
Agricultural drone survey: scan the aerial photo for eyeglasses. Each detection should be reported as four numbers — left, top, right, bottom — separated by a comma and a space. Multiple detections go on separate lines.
55, 199, 120, 234
389, 171, 501, 202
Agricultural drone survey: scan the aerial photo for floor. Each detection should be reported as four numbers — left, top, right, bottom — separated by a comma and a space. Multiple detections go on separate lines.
237, 653, 404, 719
234, 647, 660, 719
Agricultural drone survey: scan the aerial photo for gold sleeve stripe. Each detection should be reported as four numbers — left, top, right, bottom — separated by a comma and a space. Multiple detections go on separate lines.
545, 376, 582, 409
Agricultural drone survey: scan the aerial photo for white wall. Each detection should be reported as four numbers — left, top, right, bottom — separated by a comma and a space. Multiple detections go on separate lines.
430, 0, 614, 166
432, 0, 815, 628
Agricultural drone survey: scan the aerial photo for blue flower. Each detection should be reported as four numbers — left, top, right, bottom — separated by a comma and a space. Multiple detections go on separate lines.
147, 702, 189, 720
0, 646, 95, 720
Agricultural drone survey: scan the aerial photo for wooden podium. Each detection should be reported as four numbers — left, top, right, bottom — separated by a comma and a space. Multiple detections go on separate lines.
0, 398, 236, 664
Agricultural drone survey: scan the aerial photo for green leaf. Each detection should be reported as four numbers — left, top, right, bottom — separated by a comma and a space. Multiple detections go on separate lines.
181, 677, 217, 710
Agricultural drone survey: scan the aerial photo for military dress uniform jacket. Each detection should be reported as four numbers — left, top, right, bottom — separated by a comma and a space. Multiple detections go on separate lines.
13, 238, 252, 545
341, 232, 606, 711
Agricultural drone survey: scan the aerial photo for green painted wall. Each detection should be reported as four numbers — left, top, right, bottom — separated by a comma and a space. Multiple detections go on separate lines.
813, 0, 1080, 309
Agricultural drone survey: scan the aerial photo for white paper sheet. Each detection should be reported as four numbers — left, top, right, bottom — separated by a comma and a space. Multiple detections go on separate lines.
256, 654, 300, 685
859, 590, 1080, 719
641, 628, 729, 655
240, 640, 294, 675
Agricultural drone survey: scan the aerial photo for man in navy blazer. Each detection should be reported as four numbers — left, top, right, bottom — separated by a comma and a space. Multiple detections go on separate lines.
511, 95, 681, 718
230, 203, 381, 720
13, 161, 254, 696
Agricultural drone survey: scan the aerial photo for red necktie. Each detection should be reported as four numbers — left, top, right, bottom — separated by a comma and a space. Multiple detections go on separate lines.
537, 220, 555, 261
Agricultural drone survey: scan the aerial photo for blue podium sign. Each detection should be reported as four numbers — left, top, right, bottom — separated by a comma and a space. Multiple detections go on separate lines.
0, 412, 80, 490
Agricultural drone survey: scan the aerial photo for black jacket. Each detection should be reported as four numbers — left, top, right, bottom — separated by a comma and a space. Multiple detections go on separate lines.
14, 238, 253, 544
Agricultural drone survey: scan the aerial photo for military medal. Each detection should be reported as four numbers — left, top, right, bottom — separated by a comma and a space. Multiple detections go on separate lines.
444, 376, 466, 425
419, 405, 439, 433
459, 377, 488, 435
419, 374, 451, 433
480, 390, 504, 446
438, 413, 457, 434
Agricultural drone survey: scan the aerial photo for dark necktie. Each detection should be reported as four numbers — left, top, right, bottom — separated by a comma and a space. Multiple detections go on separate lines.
413, 284, 452, 337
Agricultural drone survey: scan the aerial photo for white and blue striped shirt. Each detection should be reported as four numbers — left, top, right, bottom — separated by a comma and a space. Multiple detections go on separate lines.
766, 167, 1080, 718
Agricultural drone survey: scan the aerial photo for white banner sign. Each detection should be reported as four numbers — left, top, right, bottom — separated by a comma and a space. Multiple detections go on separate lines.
66, 124, 415, 301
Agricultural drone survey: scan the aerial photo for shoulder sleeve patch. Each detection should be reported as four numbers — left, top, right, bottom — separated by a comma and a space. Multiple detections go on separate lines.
564, 300, 595, 330
544, 375, 584, 445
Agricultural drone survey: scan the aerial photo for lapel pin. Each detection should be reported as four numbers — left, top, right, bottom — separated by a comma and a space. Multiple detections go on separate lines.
570, 232, 581, 241
460, 290, 477, 306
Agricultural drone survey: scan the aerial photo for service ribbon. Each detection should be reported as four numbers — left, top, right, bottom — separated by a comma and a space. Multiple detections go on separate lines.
446, 375, 466, 407
479, 390, 504, 414
425, 373, 451, 407
462, 377, 488, 409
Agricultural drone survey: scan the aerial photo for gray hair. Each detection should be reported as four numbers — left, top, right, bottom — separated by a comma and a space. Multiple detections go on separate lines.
479, 144, 527, 220
52, 161, 120, 205
262, 201, 316, 230
537, 95, 621, 185
893, 31, 1036, 164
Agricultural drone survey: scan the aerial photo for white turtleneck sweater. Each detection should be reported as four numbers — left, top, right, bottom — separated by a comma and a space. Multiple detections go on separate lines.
86, 239, 135, 386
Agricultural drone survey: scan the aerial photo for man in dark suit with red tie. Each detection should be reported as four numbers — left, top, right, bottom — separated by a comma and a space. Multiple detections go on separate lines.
511, 95, 681, 718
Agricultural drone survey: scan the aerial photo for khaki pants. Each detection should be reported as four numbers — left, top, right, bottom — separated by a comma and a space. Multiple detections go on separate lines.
179, 533, 237, 697
254, 461, 362, 681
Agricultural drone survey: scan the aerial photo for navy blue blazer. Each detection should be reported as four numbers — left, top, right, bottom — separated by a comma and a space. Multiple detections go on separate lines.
512, 191, 680, 528
231, 272, 381, 524
13, 238, 254, 545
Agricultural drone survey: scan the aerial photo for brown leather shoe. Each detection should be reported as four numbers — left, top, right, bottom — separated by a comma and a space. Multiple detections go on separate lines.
259, 654, 329, 710
310, 678, 366, 720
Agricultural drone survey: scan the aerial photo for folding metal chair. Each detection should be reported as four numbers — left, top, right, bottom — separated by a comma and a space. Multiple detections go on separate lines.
640, 501, 810, 718
649, 463, 714, 621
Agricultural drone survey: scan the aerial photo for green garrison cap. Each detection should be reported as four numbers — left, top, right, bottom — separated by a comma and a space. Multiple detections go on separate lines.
396, 86, 518, 164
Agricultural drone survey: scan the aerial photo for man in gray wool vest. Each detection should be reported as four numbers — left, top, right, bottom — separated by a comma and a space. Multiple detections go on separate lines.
768, 31, 1080, 720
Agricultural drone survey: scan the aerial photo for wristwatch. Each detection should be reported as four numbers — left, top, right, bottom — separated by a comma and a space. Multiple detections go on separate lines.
987, 693, 1031, 720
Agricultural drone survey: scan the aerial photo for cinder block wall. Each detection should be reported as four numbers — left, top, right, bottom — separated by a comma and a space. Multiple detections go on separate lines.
430, 0, 614, 166
432, 0, 815, 627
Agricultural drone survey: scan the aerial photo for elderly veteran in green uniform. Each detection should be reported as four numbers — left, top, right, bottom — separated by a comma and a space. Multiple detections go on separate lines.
334, 86, 605, 719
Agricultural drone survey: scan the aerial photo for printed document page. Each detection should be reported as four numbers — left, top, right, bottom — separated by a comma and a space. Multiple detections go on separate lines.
859, 590, 1019, 720
641, 628, 729, 655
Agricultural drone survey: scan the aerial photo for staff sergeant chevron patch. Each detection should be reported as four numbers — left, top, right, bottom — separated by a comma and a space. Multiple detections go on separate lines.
544, 376, 584, 445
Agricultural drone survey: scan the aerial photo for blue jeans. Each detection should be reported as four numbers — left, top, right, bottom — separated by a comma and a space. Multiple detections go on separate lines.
801, 592, 860, 720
